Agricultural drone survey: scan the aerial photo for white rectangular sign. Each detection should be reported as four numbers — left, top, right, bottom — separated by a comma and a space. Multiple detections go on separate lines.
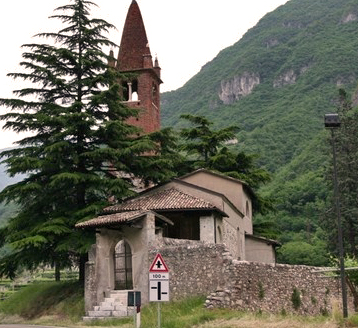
149, 272, 169, 280
149, 279, 169, 302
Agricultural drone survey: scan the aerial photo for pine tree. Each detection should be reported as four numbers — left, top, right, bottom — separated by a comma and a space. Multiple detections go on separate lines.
179, 114, 272, 214
0, 0, 168, 281
180, 114, 239, 164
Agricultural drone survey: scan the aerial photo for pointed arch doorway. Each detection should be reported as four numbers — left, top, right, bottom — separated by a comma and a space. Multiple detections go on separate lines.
114, 240, 133, 290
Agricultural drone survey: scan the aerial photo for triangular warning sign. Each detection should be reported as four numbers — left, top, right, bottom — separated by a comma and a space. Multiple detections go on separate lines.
149, 253, 169, 272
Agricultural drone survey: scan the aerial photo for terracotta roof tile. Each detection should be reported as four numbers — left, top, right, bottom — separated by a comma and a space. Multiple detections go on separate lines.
76, 210, 148, 228
76, 188, 226, 229
104, 188, 218, 213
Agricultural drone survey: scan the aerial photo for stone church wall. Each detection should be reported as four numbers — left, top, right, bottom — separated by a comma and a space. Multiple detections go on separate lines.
151, 238, 353, 315
84, 245, 97, 313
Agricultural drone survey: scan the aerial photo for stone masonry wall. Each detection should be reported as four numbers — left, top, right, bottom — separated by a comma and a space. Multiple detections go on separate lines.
206, 260, 352, 315
150, 238, 229, 300
150, 238, 353, 315
84, 245, 97, 313
222, 220, 239, 259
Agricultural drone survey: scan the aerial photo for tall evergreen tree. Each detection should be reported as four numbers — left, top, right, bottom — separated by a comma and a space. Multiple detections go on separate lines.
0, 0, 169, 281
179, 114, 272, 214
180, 114, 239, 164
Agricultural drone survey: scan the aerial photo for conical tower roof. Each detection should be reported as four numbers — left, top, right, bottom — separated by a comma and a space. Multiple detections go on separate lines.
117, 0, 152, 71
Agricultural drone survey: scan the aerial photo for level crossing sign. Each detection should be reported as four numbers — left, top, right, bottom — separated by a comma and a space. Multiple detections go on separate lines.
149, 253, 170, 302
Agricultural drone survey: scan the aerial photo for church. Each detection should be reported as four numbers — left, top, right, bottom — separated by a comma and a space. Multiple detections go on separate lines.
77, 0, 279, 319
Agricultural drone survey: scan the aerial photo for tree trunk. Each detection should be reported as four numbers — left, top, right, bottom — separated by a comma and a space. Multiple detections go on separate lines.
55, 262, 61, 281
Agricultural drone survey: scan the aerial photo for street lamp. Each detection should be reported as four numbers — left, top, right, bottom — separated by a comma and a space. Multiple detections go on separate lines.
324, 113, 348, 318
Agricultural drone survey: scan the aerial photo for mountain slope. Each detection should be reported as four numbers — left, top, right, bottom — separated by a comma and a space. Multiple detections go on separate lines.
161, 0, 358, 172
161, 0, 358, 263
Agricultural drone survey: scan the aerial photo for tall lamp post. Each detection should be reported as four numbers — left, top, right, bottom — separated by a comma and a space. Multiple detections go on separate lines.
324, 113, 348, 318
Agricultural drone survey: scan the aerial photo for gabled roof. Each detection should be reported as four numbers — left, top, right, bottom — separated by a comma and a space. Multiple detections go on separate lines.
179, 168, 247, 185
179, 168, 255, 197
76, 188, 227, 229
245, 233, 281, 247
103, 188, 227, 216
76, 210, 173, 229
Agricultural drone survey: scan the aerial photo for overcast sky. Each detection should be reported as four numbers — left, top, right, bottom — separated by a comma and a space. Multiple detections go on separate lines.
0, 0, 289, 149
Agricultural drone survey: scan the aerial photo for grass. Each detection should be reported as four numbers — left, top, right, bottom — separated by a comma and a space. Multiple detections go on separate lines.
60, 297, 244, 328
0, 268, 79, 302
137, 297, 240, 328
0, 280, 84, 322
0, 281, 357, 328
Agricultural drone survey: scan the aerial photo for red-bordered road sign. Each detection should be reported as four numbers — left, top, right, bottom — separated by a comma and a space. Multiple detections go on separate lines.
149, 253, 169, 273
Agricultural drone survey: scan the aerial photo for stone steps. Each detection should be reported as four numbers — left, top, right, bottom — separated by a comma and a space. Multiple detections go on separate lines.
84, 290, 136, 320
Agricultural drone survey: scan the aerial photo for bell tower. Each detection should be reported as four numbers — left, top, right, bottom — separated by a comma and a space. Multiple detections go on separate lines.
116, 0, 162, 133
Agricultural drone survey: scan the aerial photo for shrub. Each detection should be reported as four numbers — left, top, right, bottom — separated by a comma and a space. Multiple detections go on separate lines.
291, 287, 301, 310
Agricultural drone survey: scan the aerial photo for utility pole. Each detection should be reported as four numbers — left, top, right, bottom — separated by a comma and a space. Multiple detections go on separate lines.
325, 113, 348, 318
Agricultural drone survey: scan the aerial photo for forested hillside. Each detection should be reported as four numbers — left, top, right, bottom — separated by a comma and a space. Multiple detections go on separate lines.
0, 159, 24, 227
161, 0, 358, 264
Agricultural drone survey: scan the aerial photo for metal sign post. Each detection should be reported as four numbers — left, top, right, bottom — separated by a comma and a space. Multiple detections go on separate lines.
134, 292, 137, 328
157, 302, 161, 328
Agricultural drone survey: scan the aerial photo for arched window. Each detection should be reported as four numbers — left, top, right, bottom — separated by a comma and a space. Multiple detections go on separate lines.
152, 83, 157, 98
121, 82, 129, 101
114, 240, 133, 290
121, 80, 139, 101
132, 91, 138, 101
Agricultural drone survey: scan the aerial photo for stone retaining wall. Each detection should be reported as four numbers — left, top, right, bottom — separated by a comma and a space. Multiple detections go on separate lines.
206, 260, 350, 315
151, 238, 354, 315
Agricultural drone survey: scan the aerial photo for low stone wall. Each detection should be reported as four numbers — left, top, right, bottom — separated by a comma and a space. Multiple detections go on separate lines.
206, 260, 350, 315
151, 238, 353, 315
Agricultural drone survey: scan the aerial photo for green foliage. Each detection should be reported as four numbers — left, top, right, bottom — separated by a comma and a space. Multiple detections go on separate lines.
178, 114, 272, 214
0, 0, 175, 280
347, 313, 358, 327
330, 255, 358, 290
277, 240, 329, 266
344, 256, 358, 287
256, 131, 331, 265
291, 287, 301, 310
179, 114, 239, 163
0, 201, 18, 228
